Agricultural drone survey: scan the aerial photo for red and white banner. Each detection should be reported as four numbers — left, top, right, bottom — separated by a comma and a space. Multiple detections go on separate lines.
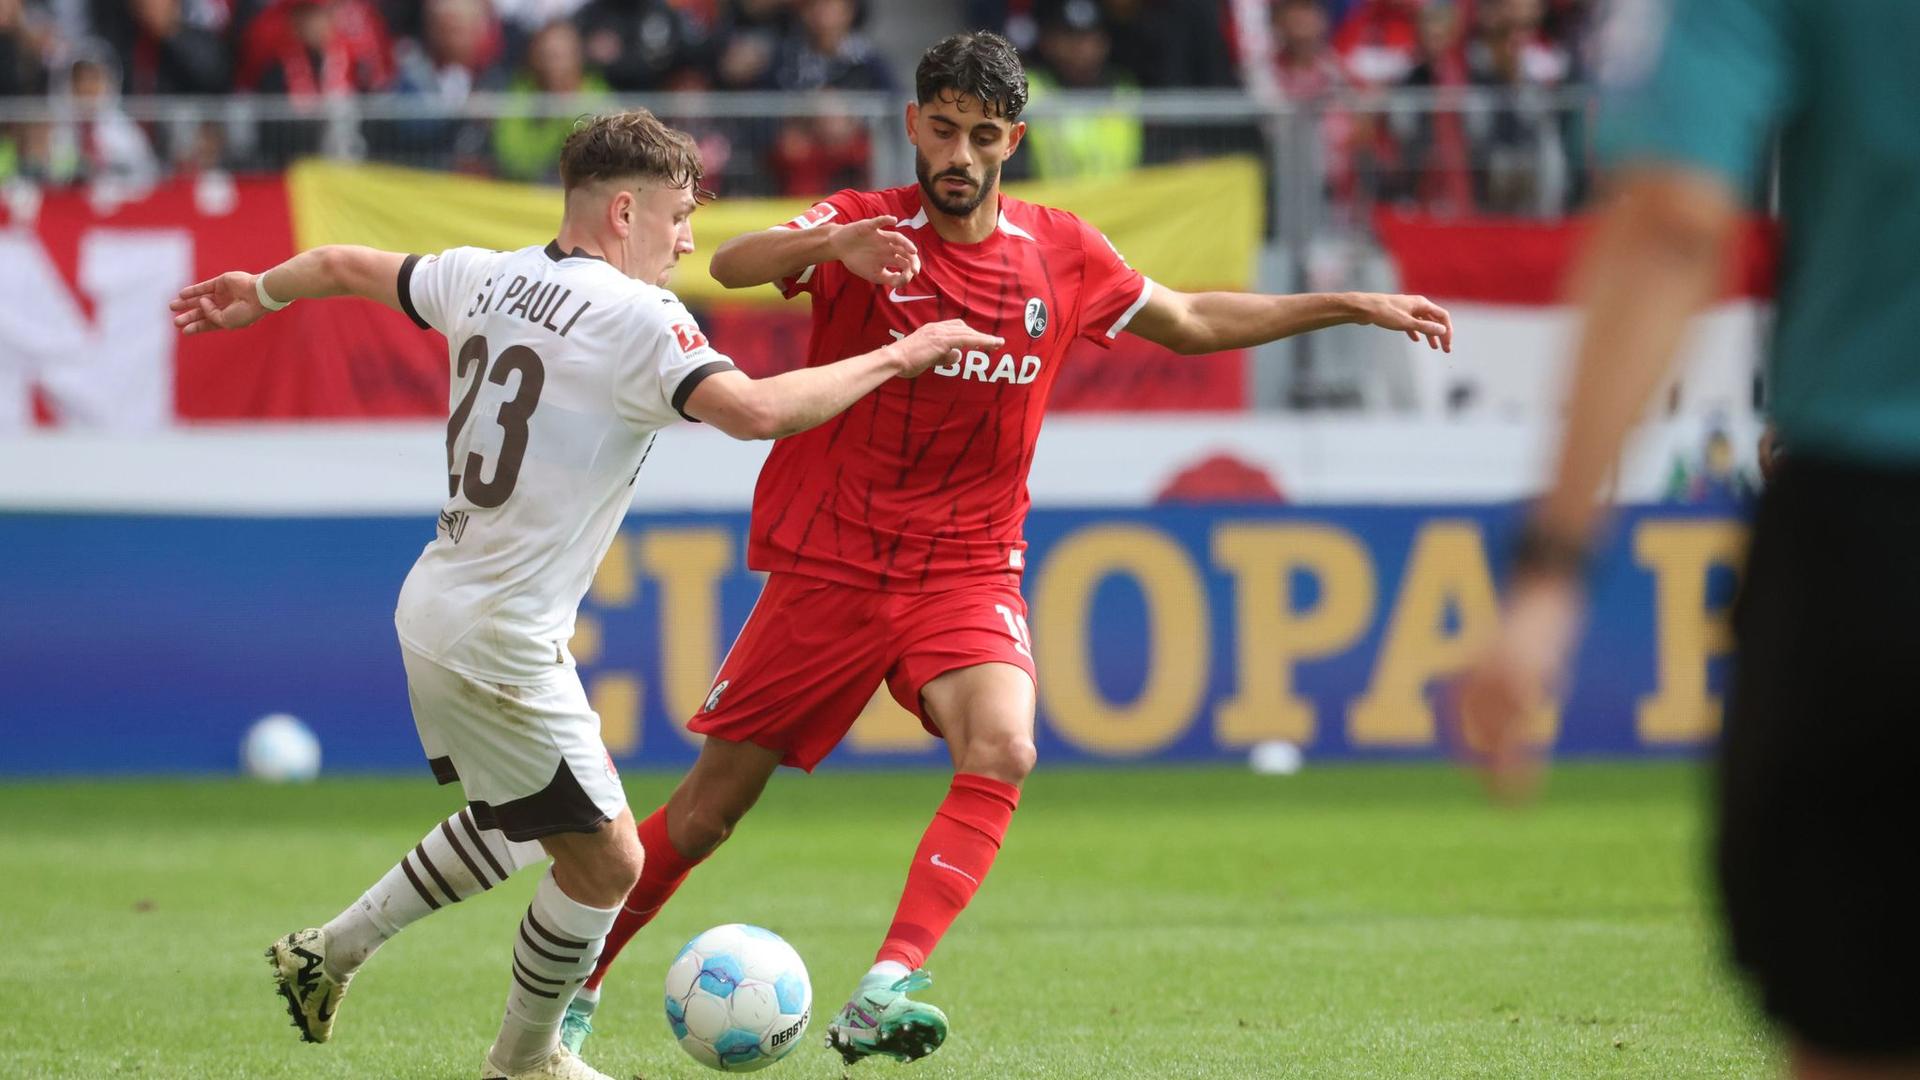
1370, 210, 1778, 420
2, 159, 1263, 431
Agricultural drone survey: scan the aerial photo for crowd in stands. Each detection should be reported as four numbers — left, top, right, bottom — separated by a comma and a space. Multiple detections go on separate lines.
1, 0, 1592, 212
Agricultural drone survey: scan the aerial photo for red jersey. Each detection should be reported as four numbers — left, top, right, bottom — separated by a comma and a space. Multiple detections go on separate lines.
749, 185, 1152, 592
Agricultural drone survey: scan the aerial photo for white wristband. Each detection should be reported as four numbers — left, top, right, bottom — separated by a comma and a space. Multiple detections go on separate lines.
255, 273, 291, 312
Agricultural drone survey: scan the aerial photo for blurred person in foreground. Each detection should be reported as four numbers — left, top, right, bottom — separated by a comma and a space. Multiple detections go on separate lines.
171, 107, 994, 1080
560, 29, 1452, 1068
1460, 2, 1920, 1077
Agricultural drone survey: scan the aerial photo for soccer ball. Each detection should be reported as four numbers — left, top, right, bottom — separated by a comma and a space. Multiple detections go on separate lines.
665, 924, 811, 1071
241, 713, 321, 782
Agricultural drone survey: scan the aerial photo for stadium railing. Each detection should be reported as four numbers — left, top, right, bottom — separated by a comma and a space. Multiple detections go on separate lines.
5, 87, 1699, 415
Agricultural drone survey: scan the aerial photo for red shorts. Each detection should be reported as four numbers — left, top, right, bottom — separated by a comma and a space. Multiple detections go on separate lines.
686, 573, 1037, 771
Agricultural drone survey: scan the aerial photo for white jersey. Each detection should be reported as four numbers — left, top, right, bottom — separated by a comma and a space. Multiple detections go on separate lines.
392, 241, 736, 684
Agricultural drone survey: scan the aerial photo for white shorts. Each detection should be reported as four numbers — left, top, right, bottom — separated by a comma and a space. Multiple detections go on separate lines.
400, 647, 627, 842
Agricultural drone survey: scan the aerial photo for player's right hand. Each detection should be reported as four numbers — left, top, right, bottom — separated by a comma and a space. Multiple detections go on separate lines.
170, 271, 270, 335
891, 320, 1004, 378
829, 215, 921, 289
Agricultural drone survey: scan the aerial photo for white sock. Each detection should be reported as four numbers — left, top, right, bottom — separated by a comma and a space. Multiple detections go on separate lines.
488, 869, 619, 1072
321, 807, 545, 981
866, 960, 911, 985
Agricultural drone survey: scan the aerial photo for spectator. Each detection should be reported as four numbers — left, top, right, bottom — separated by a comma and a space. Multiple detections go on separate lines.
574, 0, 711, 91
766, 0, 890, 92
250, 0, 387, 95
487, 0, 588, 58
391, 0, 505, 100
376, 0, 505, 167
761, 0, 887, 197
2, 0, 52, 183
712, 0, 786, 89
1489, 0, 1570, 84
2, 0, 51, 97
1390, 0, 1472, 213
46, 43, 159, 196
251, 0, 386, 166
766, 96, 865, 195
1333, 0, 1419, 85
1268, 0, 1378, 207
1270, 0, 1344, 99
1024, 0, 1142, 179
1463, 4, 1567, 214
492, 18, 608, 181
92, 0, 230, 95
1101, 0, 1236, 89
239, 0, 391, 91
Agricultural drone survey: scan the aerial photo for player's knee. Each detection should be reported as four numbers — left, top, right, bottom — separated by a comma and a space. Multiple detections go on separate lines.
596, 831, 645, 897
551, 834, 642, 906
677, 801, 744, 859
962, 729, 1037, 784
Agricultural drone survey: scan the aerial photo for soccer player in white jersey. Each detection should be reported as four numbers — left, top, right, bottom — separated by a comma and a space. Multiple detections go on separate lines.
168, 109, 1000, 1080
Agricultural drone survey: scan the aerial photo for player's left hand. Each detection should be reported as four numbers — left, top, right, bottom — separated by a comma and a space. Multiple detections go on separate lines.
1355, 293, 1453, 353
1453, 573, 1584, 804
169, 271, 270, 335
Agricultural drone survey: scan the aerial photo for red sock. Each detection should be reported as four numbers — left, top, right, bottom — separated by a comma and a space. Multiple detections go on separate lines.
584, 806, 702, 991
875, 773, 1020, 970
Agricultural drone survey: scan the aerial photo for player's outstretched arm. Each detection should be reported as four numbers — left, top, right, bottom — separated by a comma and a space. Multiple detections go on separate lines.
169, 246, 408, 335
709, 216, 920, 290
1456, 166, 1738, 801
684, 320, 1000, 441
1126, 287, 1454, 354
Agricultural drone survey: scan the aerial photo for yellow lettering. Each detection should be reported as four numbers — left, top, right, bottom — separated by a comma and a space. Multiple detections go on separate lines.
639, 529, 736, 746
1350, 521, 1552, 746
570, 612, 602, 666
1212, 524, 1376, 746
1634, 520, 1747, 742
591, 673, 642, 756
1034, 525, 1208, 756
588, 532, 636, 606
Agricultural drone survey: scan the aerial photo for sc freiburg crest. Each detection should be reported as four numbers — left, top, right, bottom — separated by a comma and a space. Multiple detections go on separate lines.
1024, 297, 1048, 339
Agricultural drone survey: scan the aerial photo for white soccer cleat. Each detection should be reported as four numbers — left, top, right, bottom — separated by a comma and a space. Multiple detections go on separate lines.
266, 927, 352, 1044
481, 1045, 618, 1080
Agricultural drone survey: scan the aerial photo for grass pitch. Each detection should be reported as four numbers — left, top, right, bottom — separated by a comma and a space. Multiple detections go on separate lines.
0, 763, 1772, 1079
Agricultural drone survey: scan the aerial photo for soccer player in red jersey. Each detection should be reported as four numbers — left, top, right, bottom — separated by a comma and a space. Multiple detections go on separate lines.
565, 32, 1453, 1064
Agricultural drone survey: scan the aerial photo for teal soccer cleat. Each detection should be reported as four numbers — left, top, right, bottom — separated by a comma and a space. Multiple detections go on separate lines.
558, 994, 595, 1056
824, 968, 949, 1065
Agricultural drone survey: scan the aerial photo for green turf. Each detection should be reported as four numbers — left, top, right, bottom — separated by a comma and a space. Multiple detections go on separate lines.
0, 763, 1774, 1079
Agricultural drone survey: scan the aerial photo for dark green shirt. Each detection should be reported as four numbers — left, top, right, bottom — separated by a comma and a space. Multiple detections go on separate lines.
1600, 0, 1920, 464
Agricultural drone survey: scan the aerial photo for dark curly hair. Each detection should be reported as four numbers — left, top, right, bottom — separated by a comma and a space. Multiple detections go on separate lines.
915, 31, 1029, 121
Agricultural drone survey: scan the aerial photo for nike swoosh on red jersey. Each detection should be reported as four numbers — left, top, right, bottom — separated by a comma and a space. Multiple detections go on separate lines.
888, 287, 936, 303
